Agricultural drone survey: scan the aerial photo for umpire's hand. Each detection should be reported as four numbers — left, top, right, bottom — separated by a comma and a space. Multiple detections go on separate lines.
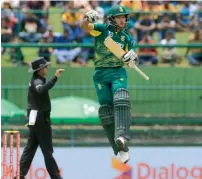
55, 69, 65, 78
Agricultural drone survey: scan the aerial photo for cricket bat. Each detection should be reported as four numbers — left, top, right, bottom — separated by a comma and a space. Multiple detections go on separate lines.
104, 36, 150, 80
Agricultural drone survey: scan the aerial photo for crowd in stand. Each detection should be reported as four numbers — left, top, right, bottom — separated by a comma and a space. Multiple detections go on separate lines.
1, 0, 202, 66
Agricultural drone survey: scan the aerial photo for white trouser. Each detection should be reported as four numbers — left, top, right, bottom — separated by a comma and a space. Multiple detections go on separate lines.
53, 48, 81, 63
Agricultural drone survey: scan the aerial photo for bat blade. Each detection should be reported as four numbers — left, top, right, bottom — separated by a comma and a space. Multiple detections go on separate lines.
104, 36, 126, 59
104, 36, 150, 81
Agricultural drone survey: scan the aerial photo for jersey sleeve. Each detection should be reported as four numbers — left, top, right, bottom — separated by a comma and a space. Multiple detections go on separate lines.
125, 34, 135, 52
32, 76, 57, 94
90, 23, 106, 37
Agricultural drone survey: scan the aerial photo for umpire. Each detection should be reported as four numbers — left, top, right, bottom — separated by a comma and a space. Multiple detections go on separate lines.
17, 57, 64, 179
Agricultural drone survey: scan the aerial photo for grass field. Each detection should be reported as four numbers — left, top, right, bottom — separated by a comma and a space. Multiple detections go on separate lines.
1, 7, 190, 67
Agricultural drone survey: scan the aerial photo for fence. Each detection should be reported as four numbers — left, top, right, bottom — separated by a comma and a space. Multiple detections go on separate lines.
2, 43, 202, 66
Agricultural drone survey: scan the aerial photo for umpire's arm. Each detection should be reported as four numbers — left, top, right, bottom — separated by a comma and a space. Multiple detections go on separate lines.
33, 76, 57, 94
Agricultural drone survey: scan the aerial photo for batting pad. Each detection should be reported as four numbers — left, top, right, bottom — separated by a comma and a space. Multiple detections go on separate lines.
99, 105, 120, 155
114, 88, 131, 141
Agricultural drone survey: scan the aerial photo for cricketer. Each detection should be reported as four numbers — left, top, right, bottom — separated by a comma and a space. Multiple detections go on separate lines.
81, 5, 139, 163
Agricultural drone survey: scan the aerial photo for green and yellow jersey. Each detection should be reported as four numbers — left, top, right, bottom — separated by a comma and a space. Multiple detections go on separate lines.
90, 23, 135, 67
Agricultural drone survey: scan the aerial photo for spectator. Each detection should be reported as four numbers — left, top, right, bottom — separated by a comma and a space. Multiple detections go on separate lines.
26, 0, 50, 31
19, 12, 42, 42
120, 0, 144, 11
89, 1, 104, 23
134, 13, 155, 42
138, 32, 158, 65
195, 1, 202, 28
50, 1, 64, 7
127, 19, 137, 42
160, 1, 182, 14
10, 1, 27, 22
177, 2, 196, 32
1, 18, 13, 43
189, 1, 198, 17
38, 36, 53, 62
8, 36, 28, 65
61, 1, 84, 40
43, 25, 55, 43
148, 1, 181, 24
162, 1, 182, 23
186, 27, 202, 66
120, 0, 134, 10
3, 0, 20, 9
79, 31, 95, 63
1, 2, 18, 33
73, 0, 91, 11
1, 17, 13, 54
53, 29, 82, 64
146, 1, 161, 12
160, 30, 182, 64
157, 14, 176, 41
100, 1, 113, 13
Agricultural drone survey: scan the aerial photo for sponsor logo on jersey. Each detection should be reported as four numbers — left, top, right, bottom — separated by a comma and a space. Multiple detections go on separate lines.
98, 83, 102, 90
121, 35, 125, 41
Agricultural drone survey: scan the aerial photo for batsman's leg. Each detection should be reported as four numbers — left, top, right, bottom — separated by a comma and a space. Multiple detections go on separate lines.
93, 79, 120, 155
114, 88, 131, 141
114, 88, 132, 163
99, 104, 120, 155
111, 68, 132, 143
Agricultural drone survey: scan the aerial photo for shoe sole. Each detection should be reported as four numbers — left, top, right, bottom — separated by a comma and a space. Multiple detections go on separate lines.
124, 159, 129, 164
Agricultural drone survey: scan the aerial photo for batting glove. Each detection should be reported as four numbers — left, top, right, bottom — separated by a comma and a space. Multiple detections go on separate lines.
85, 10, 99, 23
122, 50, 139, 67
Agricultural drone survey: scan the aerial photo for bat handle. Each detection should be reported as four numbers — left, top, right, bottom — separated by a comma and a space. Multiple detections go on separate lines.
132, 65, 150, 80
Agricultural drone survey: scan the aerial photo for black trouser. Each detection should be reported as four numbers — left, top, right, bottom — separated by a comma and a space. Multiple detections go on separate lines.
20, 112, 62, 179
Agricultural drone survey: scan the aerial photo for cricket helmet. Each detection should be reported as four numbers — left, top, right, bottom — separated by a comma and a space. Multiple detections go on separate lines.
107, 5, 130, 28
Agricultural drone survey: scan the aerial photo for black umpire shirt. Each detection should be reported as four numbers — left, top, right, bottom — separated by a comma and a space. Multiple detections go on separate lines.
28, 74, 57, 112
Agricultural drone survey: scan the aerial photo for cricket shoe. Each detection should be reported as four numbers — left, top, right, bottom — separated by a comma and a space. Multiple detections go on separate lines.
119, 150, 130, 164
116, 136, 130, 163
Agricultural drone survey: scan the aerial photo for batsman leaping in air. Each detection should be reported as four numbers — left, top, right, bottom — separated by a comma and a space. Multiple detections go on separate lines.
81, 5, 139, 164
